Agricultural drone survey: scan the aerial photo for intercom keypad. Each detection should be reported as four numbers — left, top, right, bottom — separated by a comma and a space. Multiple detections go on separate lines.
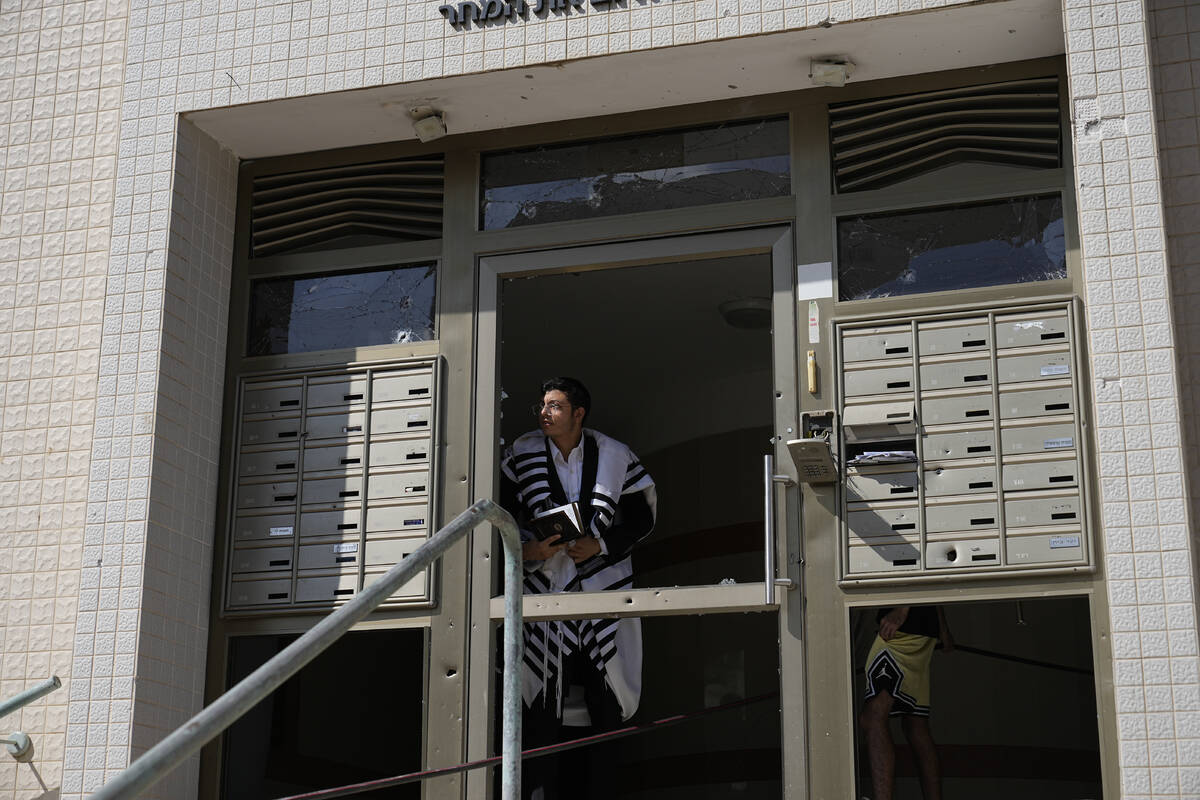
837, 303, 1089, 581
224, 361, 438, 613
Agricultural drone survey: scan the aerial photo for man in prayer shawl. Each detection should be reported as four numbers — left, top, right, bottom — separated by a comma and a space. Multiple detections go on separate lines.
500, 377, 656, 800
860, 604, 954, 800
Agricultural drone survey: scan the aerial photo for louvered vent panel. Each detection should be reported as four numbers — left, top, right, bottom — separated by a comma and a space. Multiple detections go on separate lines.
830, 77, 1061, 193
250, 156, 444, 257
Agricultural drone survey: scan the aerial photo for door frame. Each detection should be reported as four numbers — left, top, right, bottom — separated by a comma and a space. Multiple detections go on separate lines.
464, 225, 809, 797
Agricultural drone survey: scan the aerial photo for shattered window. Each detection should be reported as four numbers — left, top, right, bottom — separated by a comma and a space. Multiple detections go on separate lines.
247, 264, 436, 356
836, 195, 1066, 302
479, 118, 791, 230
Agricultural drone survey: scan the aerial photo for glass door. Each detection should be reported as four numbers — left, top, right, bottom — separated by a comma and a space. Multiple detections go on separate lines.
467, 227, 806, 798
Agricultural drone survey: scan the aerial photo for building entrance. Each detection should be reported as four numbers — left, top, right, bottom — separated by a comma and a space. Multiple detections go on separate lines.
469, 227, 806, 797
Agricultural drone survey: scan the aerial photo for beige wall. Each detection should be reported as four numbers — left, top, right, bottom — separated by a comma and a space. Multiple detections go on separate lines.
0, 0, 127, 796
1152, 0, 1200, 542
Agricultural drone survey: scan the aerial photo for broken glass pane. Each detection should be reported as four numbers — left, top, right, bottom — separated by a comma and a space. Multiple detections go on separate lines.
247, 264, 436, 356
480, 118, 790, 230
837, 195, 1066, 301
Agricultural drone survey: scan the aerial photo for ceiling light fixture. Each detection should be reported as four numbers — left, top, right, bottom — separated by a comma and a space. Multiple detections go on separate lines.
410, 106, 448, 142
810, 58, 856, 87
719, 298, 772, 330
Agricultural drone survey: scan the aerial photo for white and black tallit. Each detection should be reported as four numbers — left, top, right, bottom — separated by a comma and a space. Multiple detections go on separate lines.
500, 428, 656, 722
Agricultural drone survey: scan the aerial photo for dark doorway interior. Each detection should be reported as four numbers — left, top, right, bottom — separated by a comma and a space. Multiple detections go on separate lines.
851, 596, 1102, 800
221, 628, 425, 799
496, 254, 781, 796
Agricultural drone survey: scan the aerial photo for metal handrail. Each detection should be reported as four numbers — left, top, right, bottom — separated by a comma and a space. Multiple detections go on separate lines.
90, 499, 525, 800
0, 675, 61, 723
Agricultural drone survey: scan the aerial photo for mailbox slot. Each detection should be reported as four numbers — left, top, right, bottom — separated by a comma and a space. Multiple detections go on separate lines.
921, 392, 995, 425
918, 318, 991, 356
848, 541, 922, 572
995, 311, 1071, 349
1000, 422, 1077, 456
841, 325, 914, 362
921, 427, 995, 461
845, 467, 919, 501
919, 358, 993, 390
923, 462, 997, 496
1002, 457, 1079, 491
925, 536, 1001, 569
844, 364, 916, 396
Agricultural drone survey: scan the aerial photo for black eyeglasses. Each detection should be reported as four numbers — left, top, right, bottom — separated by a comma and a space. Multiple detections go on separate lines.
531, 401, 569, 416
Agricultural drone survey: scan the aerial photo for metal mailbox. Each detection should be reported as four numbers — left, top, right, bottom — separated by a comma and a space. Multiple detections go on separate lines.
242, 382, 303, 415
237, 481, 298, 510
841, 325, 914, 362
919, 358, 992, 390
1004, 492, 1083, 527
230, 546, 293, 574
299, 508, 362, 538
996, 350, 1072, 384
843, 364, 915, 396
298, 539, 362, 571
918, 318, 991, 356
239, 449, 299, 478
1000, 422, 1077, 456
925, 536, 1001, 568
364, 536, 422, 567
305, 409, 367, 440
998, 386, 1074, 420
295, 573, 359, 603
995, 312, 1071, 349
303, 442, 366, 474
372, 406, 433, 435
374, 371, 434, 403
228, 577, 292, 607
307, 375, 370, 409
920, 392, 995, 425
835, 302, 1090, 583
923, 463, 997, 496
370, 437, 433, 468
848, 541, 921, 572
1007, 530, 1085, 564
921, 427, 995, 461
1002, 458, 1079, 491
241, 416, 302, 446
368, 470, 430, 501
223, 360, 458, 611
924, 499, 999, 533
233, 513, 296, 543
845, 468, 919, 501
366, 502, 431, 533
302, 475, 364, 506
363, 566, 427, 599
842, 401, 917, 440
847, 504, 921, 538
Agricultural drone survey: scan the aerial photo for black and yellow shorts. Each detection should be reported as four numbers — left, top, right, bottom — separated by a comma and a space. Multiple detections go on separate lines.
863, 632, 935, 717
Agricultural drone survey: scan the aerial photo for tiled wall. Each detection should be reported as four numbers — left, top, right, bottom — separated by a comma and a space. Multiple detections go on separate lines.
1, 0, 1198, 798
0, 0, 127, 797
58, 116, 234, 799
1150, 1, 1200, 547
1065, 0, 1200, 796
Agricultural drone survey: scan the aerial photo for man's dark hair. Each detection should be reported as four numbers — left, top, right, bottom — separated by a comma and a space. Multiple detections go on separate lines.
541, 376, 591, 422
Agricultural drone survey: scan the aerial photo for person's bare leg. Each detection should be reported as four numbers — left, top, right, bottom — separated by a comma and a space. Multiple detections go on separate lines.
901, 715, 941, 800
860, 691, 896, 800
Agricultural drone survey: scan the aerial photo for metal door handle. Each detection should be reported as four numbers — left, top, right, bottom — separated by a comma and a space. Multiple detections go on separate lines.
764, 454, 796, 605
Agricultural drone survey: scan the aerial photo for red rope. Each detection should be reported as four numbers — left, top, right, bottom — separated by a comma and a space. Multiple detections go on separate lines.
273, 691, 778, 800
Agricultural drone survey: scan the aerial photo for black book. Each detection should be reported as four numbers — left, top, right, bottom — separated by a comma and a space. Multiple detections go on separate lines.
529, 502, 586, 543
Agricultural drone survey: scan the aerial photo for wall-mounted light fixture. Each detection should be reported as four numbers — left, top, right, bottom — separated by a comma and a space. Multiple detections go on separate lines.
809, 58, 856, 87
410, 106, 448, 142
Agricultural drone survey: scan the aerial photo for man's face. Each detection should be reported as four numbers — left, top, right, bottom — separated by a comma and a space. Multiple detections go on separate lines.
538, 389, 585, 439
